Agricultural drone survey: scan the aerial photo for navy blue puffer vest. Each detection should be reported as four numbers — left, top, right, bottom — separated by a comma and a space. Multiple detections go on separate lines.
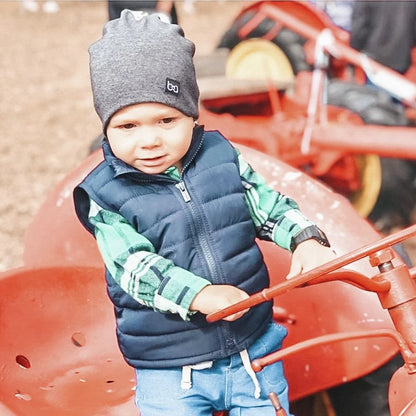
74, 127, 272, 368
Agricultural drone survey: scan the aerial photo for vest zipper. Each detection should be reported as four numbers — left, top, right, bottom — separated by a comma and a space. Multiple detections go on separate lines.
174, 128, 204, 203
175, 177, 220, 281
175, 181, 191, 202
176, 176, 235, 349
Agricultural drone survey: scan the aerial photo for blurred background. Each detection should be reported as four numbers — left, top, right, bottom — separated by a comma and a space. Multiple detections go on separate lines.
0, 0, 249, 271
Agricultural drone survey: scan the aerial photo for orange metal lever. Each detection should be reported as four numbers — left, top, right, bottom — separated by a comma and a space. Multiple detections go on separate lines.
307, 269, 390, 292
251, 328, 416, 373
268, 392, 288, 416
206, 224, 416, 323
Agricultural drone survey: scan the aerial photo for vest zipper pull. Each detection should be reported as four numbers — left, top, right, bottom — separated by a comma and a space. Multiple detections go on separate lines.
176, 181, 191, 202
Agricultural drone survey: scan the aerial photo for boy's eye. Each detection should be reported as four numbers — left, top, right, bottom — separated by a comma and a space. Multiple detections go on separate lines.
121, 123, 136, 129
161, 117, 174, 124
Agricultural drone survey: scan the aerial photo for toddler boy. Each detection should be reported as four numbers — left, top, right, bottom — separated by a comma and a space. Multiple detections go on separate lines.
74, 10, 335, 416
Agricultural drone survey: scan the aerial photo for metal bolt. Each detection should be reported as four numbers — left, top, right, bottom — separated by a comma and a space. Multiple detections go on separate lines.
369, 248, 394, 271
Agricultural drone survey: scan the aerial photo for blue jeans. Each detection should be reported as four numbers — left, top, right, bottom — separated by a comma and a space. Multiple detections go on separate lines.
135, 321, 293, 415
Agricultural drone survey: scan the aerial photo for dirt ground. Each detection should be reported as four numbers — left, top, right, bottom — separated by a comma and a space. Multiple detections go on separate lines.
0, 0, 414, 272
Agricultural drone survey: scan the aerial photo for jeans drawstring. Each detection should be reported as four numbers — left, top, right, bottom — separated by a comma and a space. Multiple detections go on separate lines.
181, 350, 261, 399
239, 349, 261, 399
181, 361, 213, 390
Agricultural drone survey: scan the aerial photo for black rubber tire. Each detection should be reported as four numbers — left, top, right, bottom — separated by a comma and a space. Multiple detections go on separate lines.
218, 10, 310, 74
327, 80, 416, 231
328, 353, 405, 416
326, 80, 410, 126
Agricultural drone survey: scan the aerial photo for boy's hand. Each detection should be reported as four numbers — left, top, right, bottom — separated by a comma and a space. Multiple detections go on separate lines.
190, 285, 250, 321
287, 239, 336, 279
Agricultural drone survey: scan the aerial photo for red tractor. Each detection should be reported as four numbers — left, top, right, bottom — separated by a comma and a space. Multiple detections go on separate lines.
1, 3, 416, 415
205, 0, 416, 232
0, 144, 415, 415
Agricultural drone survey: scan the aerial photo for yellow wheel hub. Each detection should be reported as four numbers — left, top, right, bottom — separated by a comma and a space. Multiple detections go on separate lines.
349, 154, 383, 218
226, 38, 295, 83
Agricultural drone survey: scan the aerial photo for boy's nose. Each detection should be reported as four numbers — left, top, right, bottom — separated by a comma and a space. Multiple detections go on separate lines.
138, 128, 162, 148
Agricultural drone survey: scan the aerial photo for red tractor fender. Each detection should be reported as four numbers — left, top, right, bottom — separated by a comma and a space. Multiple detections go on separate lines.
2, 144, 397, 416
229, 0, 348, 41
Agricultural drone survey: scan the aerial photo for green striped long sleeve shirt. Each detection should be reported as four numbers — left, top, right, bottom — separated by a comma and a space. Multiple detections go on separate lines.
88, 151, 314, 320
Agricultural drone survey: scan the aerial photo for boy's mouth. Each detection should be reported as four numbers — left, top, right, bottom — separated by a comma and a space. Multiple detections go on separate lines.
139, 155, 167, 166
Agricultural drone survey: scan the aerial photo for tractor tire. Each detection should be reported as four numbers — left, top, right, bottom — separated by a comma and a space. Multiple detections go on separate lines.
218, 10, 309, 74
328, 353, 405, 416
326, 80, 409, 127
327, 80, 416, 232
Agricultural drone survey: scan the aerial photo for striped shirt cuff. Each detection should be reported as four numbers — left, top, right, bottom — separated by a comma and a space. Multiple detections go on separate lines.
155, 266, 211, 321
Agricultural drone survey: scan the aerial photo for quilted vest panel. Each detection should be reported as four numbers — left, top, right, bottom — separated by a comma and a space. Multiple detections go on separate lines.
74, 128, 272, 368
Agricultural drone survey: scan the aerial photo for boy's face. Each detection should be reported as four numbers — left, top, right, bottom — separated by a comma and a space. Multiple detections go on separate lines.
107, 102, 195, 174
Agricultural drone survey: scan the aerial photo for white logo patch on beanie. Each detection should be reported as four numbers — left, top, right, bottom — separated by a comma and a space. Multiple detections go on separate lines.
165, 78, 180, 97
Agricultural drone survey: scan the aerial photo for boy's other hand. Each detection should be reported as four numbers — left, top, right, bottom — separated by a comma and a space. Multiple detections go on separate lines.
190, 285, 250, 321
287, 239, 336, 279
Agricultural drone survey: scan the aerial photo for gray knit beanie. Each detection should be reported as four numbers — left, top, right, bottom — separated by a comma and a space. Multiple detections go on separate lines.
89, 10, 199, 131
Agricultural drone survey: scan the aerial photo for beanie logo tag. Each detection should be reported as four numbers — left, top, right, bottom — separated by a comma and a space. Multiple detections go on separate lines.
165, 78, 180, 97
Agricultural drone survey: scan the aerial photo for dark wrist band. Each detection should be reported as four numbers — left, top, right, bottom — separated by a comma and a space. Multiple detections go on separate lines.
290, 226, 330, 252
